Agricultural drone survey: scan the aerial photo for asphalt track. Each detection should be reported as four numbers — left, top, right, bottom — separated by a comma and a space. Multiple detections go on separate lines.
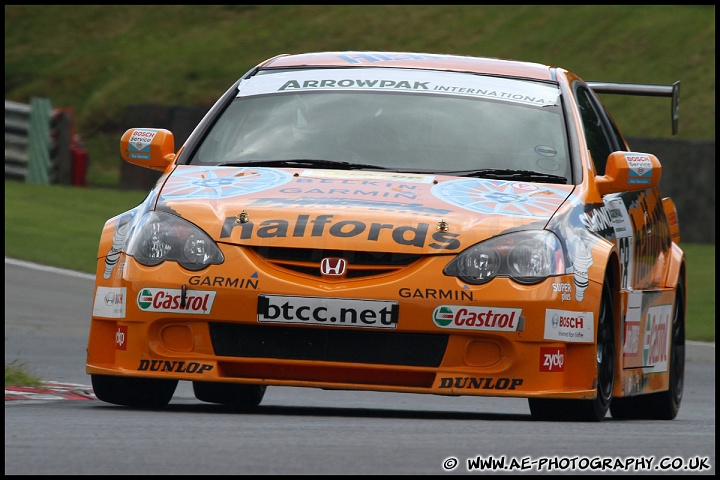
4, 256, 715, 393
4, 257, 716, 475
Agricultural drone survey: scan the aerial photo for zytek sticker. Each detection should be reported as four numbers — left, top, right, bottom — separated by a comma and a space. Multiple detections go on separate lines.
115, 325, 128, 351
539, 346, 566, 372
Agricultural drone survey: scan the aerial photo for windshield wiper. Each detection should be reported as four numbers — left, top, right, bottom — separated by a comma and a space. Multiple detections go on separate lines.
217, 159, 386, 170
439, 168, 568, 184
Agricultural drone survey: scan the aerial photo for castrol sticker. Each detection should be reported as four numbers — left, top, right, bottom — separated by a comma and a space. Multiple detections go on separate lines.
539, 346, 566, 372
432, 305, 521, 331
642, 304, 672, 373
544, 309, 594, 343
137, 288, 216, 314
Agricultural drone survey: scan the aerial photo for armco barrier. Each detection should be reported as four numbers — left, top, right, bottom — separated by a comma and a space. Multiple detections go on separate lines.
5, 99, 34, 180
26, 97, 52, 184
4, 98, 85, 185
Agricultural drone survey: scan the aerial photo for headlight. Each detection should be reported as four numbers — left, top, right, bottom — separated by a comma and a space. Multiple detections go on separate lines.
444, 231, 566, 285
126, 211, 224, 270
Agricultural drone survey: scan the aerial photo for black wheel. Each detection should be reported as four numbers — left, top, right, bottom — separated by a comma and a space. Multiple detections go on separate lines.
193, 381, 266, 408
611, 282, 685, 420
91, 374, 177, 408
529, 279, 616, 422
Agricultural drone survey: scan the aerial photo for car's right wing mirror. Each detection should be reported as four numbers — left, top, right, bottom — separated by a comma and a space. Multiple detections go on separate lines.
120, 128, 176, 171
596, 151, 661, 195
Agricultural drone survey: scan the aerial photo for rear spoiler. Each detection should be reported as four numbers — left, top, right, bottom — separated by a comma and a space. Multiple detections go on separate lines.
587, 81, 680, 135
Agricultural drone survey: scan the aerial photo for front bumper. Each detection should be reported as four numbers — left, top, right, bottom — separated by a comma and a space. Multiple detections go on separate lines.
87, 250, 602, 399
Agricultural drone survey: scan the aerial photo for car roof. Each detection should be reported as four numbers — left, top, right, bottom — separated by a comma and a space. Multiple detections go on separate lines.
260, 51, 555, 81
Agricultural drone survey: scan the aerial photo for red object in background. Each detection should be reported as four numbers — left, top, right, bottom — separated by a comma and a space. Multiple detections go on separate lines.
52, 106, 89, 187
70, 138, 88, 187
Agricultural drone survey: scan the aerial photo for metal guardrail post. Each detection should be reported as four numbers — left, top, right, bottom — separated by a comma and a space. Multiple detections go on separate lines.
51, 109, 73, 184
26, 97, 52, 184
4, 100, 31, 179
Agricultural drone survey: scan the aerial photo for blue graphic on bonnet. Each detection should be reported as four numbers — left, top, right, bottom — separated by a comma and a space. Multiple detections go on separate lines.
432, 178, 569, 217
158, 167, 293, 200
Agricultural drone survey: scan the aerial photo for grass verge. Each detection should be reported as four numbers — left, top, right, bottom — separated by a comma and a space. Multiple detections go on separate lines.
5, 361, 44, 387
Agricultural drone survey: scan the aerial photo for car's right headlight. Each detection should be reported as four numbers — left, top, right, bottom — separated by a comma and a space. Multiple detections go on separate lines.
125, 211, 224, 270
443, 230, 566, 285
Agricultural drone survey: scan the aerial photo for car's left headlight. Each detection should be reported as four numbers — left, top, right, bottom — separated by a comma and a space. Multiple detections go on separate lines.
443, 230, 566, 285
125, 211, 224, 270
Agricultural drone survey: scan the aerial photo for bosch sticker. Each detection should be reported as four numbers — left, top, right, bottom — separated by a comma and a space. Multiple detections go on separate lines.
127, 129, 156, 160
625, 154, 653, 185
544, 309, 594, 343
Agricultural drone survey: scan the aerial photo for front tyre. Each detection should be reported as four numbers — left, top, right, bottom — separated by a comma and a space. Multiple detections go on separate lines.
193, 381, 266, 408
91, 374, 178, 408
529, 279, 616, 421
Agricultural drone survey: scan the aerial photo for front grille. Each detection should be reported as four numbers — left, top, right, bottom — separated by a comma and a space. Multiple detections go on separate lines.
252, 246, 421, 278
209, 323, 448, 367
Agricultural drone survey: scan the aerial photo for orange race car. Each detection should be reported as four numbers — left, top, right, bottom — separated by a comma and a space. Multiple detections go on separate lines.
86, 51, 685, 421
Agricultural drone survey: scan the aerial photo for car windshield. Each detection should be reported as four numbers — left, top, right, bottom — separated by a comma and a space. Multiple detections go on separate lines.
189, 68, 571, 182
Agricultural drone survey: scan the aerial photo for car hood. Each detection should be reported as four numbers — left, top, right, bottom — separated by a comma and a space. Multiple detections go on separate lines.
153, 166, 575, 254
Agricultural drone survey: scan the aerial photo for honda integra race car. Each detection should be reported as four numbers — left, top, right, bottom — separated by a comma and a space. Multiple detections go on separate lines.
87, 51, 685, 421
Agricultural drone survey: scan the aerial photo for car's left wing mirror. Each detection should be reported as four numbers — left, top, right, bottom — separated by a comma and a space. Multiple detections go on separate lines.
596, 151, 662, 195
120, 128, 177, 171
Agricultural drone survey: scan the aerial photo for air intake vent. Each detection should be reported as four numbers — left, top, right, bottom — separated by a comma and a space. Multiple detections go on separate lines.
210, 323, 448, 367
252, 246, 421, 278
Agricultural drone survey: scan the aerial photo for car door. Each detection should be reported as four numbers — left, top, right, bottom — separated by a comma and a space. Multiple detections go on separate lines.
574, 83, 675, 372
574, 83, 672, 291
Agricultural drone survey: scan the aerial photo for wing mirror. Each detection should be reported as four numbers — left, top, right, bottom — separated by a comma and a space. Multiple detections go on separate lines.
120, 128, 176, 171
596, 151, 661, 195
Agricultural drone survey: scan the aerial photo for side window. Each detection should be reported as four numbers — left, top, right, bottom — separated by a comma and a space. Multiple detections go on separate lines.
575, 88, 614, 175
606, 115, 626, 151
